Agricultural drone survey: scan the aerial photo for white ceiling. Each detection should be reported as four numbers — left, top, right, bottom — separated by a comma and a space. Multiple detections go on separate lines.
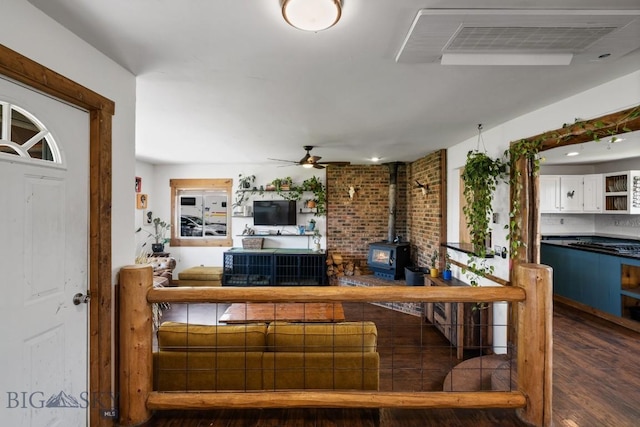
27, 0, 640, 166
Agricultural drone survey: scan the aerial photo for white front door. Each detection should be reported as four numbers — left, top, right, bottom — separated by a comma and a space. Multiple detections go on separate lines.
0, 78, 90, 426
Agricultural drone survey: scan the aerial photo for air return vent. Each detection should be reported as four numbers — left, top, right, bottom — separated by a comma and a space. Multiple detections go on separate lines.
396, 9, 640, 65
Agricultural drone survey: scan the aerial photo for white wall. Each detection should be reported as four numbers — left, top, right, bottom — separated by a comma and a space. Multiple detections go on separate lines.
2, 0, 137, 283
137, 161, 327, 277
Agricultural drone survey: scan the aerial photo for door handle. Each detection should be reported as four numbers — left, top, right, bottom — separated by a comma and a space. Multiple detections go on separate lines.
73, 292, 90, 305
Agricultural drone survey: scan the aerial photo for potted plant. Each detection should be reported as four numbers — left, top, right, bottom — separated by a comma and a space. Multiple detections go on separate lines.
461, 150, 507, 256
443, 251, 452, 280
137, 217, 170, 254
430, 250, 439, 278
302, 176, 327, 216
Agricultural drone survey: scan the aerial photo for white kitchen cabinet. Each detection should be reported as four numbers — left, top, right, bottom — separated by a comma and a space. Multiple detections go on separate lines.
540, 175, 561, 213
604, 170, 640, 214
540, 174, 586, 213
559, 175, 584, 213
583, 174, 603, 213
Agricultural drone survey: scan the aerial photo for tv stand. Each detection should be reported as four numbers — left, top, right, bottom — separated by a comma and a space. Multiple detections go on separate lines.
223, 248, 327, 286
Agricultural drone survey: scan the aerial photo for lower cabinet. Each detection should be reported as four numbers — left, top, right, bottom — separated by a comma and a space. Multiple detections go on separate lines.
424, 276, 492, 359
541, 244, 640, 318
223, 248, 327, 286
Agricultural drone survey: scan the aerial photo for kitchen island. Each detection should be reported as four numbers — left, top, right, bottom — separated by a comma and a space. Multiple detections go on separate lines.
541, 235, 640, 329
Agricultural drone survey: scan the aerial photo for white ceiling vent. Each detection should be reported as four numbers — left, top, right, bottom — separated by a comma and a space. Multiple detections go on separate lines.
396, 9, 640, 65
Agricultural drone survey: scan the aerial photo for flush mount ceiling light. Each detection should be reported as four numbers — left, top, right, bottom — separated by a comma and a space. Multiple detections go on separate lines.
282, 0, 342, 32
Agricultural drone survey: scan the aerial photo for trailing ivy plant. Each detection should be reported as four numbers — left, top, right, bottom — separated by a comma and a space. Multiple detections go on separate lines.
504, 139, 543, 259
461, 255, 494, 310
461, 150, 507, 257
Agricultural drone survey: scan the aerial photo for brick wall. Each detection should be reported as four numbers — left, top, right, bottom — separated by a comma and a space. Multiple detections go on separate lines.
326, 156, 442, 273
406, 151, 443, 269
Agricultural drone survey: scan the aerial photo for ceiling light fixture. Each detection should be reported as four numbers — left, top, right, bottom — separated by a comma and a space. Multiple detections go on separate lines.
282, 0, 342, 32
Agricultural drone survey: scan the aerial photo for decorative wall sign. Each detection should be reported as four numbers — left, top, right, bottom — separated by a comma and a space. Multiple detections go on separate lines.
135, 176, 142, 193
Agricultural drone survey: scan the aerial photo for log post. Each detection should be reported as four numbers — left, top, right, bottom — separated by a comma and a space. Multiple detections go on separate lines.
119, 265, 153, 426
515, 263, 553, 427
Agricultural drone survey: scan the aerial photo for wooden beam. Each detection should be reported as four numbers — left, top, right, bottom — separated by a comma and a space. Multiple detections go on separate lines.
518, 104, 640, 150
146, 285, 525, 304
515, 263, 553, 427
119, 265, 153, 426
147, 391, 527, 410
0, 44, 114, 114
448, 258, 511, 287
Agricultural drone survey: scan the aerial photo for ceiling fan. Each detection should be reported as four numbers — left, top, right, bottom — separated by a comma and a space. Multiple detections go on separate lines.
269, 145, 350, 169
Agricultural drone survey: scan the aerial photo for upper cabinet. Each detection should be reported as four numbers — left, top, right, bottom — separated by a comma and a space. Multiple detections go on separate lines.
541, 171, 640, 214
540, 175, 585, 213
583, 174, 603, 213
540, 175, 561, 213
604, 171, 640, 214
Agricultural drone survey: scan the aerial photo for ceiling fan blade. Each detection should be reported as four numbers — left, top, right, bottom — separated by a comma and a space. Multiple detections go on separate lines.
313, 164, 325, 169
268, 158, 299, 164
317, 161, 350, 166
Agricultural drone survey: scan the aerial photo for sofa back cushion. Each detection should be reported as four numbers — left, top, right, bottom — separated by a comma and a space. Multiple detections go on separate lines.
266, 321, 377, 353
157, 322, 267, 352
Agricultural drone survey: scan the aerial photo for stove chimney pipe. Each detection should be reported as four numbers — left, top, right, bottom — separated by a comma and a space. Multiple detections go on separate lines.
387, 162, 399, 242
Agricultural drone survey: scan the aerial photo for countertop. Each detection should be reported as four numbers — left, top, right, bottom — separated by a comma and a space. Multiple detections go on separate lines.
541, 235, 640, 260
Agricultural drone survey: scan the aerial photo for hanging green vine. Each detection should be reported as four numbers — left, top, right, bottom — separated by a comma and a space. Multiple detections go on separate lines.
504, 139, 543, 258
462, 150, 507, 257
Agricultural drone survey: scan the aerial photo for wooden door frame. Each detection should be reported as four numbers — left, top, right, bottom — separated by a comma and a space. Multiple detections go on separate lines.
511, 104, 640, 265
0, 44, 115, 427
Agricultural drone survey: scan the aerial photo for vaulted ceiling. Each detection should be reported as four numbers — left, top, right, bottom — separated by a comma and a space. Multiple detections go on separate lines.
28, 0, 640, 165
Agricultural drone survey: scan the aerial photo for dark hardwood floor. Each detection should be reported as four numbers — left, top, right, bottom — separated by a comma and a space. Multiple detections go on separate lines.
141, 301, 640, 427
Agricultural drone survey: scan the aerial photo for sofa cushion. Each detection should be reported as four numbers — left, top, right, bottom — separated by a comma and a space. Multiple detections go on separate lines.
154, 351, 264, 391
262, 352, 379, 390
157, 322, 267, 352
178, 266, 223, 281
266, 321, 378, 353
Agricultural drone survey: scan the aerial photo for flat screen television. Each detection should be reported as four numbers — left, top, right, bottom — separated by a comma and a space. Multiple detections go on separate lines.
253, 200, 297, 226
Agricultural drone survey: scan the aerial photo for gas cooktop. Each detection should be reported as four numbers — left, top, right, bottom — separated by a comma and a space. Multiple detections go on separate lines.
568, 241, 640, 255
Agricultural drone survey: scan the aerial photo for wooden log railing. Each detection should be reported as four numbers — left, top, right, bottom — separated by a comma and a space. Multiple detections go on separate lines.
118, 263, 552, 427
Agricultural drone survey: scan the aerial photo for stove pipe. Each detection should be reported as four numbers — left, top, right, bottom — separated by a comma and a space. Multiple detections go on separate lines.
387, 162, 399, 242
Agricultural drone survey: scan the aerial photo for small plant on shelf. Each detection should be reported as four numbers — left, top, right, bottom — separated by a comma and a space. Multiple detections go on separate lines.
429, 250, 439, 278
443, 251, 452, 280
302, 176, 326, 216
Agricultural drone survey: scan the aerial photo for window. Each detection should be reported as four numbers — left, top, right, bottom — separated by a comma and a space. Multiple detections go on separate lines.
170, 179, 232, 247
0, 102, 61, 163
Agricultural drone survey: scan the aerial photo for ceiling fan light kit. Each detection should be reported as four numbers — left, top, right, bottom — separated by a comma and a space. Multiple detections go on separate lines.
282, 0, 342, 32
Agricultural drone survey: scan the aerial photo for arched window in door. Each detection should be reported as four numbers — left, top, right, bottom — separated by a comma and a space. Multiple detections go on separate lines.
0, 101, 61, 163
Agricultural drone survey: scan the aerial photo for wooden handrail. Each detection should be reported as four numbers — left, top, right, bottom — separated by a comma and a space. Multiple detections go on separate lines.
147, 285, 525, 304
449, 258, 511, 287
147, 391, 527, 410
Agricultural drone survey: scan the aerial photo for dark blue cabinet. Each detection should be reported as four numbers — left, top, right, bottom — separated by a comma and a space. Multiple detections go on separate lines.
541, 243, 640, 317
